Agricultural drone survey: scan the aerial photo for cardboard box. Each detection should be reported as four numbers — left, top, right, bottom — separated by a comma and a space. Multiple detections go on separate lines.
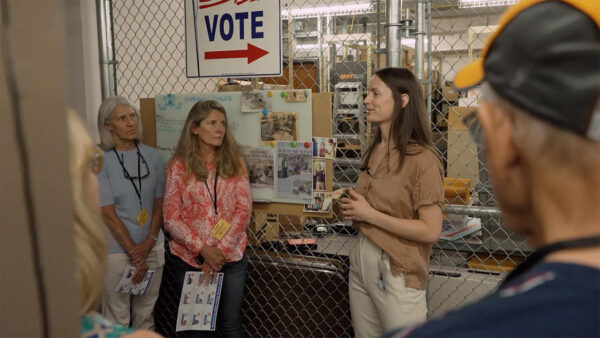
443, 85, 459, 102
248, 213, 280, 246
447, 131, 480, 188
444, 177, 471, 205
448, 106, 475, 131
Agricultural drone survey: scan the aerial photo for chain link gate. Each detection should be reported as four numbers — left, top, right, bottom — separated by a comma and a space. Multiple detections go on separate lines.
104, 0, 528, 336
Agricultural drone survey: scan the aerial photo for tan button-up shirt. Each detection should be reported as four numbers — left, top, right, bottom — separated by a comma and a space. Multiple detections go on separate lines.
354, 144, 444, 290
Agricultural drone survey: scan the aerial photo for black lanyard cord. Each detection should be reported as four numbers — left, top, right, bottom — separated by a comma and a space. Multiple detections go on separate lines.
113, 143, 143, 206
205, 171, 218, 215
501, 235, 600, 286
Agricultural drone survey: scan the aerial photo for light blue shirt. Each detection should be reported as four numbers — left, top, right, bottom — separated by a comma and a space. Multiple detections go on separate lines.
98, 143, 165, 253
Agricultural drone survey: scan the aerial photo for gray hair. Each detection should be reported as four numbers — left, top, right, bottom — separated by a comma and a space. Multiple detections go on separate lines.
97, 95, 143, 150
481, 82, 599, 171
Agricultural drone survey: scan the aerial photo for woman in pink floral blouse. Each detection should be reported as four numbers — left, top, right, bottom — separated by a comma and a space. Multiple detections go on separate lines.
163, 100, 252, 338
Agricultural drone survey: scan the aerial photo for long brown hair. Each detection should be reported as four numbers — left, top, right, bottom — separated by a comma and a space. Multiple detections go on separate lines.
171, 100, 243, 181
361, 67, 434, 172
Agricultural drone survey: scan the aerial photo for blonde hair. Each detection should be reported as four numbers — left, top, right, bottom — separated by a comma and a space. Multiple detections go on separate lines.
97, 95, 143, 150
171, 100, 243, 181
68, 110, 107, 314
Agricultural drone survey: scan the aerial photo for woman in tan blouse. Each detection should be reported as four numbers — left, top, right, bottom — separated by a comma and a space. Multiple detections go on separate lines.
341, 67, 444, 337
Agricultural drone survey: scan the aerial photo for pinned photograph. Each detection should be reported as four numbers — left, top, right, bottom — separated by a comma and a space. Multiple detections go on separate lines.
284, 90, 308, 103
241, 91, 270, 113
260, 112, 298, 143
312, 137, 337, 159
292, 180, 313, 198
313, 159, 327, 191
303, 192, 332, 213
277, 153, 310, 178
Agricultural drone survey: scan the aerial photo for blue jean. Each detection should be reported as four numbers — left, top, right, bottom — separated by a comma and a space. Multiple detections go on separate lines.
172, 253, 248, 338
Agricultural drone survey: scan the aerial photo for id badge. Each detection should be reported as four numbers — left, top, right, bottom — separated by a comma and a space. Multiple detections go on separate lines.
211, 218, 232, 241
377, 258, 388, 292
136, 208, 149, 227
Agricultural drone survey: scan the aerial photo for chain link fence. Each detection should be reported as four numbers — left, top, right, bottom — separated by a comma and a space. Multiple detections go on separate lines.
104, 0, 528, 336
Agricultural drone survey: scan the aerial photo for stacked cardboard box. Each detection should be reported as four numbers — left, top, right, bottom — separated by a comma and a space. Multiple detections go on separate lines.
447, 106, 479, 189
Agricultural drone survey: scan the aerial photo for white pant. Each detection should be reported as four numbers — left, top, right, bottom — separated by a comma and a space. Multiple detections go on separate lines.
349, 233, 427, 338
102, 242, 165, 329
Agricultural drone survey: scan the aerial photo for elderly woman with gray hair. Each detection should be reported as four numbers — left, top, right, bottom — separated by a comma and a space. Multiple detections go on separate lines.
96, 95, 166, 330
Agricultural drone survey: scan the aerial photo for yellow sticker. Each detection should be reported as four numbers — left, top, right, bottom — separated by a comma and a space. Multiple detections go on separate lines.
211, 218, 232, 241
136, 208, 150, 227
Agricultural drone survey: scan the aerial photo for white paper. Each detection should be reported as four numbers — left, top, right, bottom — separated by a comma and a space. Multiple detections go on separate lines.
243, 147, 275, 189
114, 265, 155, 296
275, 141, 313, 202
176, 272, 224, 332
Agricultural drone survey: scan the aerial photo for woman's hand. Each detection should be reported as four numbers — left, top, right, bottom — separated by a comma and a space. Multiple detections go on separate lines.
198, 263, 219, 286
131, 261, 148, 284
198, 245, 227, 286
340, 188, 375, 223
200, 246, 226, 271
128, 238, 154, 266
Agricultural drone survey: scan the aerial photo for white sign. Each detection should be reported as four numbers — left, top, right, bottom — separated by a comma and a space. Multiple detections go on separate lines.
184, 0, 282, 78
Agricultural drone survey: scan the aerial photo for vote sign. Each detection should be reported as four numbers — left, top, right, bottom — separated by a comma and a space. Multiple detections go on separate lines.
185, 0, 282, 78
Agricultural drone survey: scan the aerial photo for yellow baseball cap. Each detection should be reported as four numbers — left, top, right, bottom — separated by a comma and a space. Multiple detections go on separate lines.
454, 0, 600, 140
454, 0, 600, 89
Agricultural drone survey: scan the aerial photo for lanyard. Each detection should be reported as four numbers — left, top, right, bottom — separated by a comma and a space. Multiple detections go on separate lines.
113, 143, 143, 207
501, 235, 600, 286
205, 171, 219, 215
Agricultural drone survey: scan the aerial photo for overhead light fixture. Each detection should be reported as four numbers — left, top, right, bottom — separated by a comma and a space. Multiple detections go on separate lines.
282, 3, 372, 19
459, 0, 517, 8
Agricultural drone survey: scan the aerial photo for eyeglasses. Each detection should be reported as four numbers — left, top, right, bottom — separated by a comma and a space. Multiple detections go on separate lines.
91, 147, 104, 174
119, 152, 150, 180
462, 111, 485, 149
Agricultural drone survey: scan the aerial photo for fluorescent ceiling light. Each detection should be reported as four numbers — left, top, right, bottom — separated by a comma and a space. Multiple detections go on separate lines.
295, 43, 320, 50
459, 0, 517, 8
282, 3, 372, 19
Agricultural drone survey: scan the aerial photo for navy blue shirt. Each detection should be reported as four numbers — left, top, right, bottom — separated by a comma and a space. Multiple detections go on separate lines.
384, 262, 600, 337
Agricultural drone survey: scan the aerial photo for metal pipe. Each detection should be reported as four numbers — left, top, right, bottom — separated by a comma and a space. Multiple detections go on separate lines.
415, 0, 425, 81
427, 0, 432, 122
385, 0, 402, 67
317, 16, 323, 92
443, 205, 502, 218
404, 8, 411, 38
326, 15, 335, 91
96, 0, 115, 99
376, 0, 381, 70
288, 14, 293, 89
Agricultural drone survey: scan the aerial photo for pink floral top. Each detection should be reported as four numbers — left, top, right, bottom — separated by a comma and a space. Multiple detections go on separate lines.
163, 158, 252, 267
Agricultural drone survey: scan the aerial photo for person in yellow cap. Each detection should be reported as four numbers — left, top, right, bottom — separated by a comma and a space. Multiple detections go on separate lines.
384, 0, 599, 336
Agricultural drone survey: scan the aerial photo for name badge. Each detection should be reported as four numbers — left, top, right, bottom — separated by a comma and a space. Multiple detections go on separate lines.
211, 218, 232, 241
136, 209, 149, 227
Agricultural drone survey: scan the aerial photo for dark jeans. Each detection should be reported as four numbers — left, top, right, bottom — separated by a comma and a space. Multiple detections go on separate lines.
172, 253, 248, 338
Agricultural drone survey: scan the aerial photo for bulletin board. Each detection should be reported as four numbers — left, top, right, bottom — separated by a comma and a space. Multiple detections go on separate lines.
153, 91, 312, 162
140, 92, 334, 218
153, 90, 312, 205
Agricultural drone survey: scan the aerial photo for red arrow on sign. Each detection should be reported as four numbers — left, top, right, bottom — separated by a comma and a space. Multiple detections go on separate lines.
205, 43, 269, 64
